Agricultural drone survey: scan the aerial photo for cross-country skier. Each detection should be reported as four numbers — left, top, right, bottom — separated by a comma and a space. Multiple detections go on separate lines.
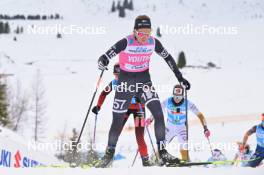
241, 114, 264, 167
97, 15, 190, 167
92, 63, 152, 166
232, 142, 253, 167
206, 149, 228, 168
147, 84, 210, 161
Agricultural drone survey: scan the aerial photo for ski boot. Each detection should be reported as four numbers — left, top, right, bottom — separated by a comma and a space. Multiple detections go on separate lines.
95, 147, 115, 168
158, 149, 181, 166
141, 156, 153, 167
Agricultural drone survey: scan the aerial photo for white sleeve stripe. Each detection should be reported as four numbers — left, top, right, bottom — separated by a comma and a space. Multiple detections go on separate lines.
145, 98, 159, 106
104, 53, 110, 60
112, 109, 127, 113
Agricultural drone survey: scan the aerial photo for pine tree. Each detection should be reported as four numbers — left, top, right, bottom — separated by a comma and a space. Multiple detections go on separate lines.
15, 26, 20, 34
0, 81, 10, 126
177, 51, 187, 69
111, 1, 116, 12
0, 22, 3, 34
128, 0, 134, 10
117, 1, 121, 10
123, 0, 129, 9
63, 128, 81, 164
4, 22, 10, 34
156, 27, 162, 37
118, 6, 126, 18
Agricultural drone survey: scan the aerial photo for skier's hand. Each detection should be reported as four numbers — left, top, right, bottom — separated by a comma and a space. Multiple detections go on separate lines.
239, 143, 247, 153
204, 126, 211, 138
239, 145, 245, 153
92, 106, 100, 115
98, 55, 109, 70
179, 77, 191, 90
145, 117, 154, 126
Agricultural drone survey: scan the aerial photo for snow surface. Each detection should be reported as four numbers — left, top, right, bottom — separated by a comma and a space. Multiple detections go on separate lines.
0, 0, 264, 173
0, 166, 263, 175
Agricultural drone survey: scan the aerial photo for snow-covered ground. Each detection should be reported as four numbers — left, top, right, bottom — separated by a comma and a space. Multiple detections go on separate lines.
0, 0, 264, 173
0, 166, 263, 175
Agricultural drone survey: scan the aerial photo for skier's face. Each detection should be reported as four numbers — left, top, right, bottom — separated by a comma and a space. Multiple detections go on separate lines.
173, 96, 183, 103
173, 87, 184, 103
134, 28, 151, 44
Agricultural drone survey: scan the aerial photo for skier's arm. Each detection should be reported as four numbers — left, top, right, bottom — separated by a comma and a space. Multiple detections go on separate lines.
98, 38, 127, 69
242, 126, 257, 146
96, 82, 113, 108
197, 113, 207, 127
154, 38, 183, 80
188, 101, 207, 127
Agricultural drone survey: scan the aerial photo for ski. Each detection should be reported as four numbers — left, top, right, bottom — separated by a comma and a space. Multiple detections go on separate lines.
166, 157, 262, 167
166, 161, 212, 167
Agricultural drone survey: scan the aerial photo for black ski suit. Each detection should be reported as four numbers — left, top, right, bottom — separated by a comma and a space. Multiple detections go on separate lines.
100, 35, 184, 150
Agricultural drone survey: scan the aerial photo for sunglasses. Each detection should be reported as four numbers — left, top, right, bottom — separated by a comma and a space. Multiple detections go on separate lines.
173, 95, 183, 101
135, 30, 150, 37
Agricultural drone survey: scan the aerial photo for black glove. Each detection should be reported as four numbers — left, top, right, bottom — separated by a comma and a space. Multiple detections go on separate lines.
92, 106, 100, 115
178, 77, 191, 90
98, 55, 109, 70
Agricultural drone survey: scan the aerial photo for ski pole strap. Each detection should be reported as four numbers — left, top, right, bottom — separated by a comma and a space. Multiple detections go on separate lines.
96, 70, 105, 88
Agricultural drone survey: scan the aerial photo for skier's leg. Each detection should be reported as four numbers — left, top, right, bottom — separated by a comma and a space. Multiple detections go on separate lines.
107, 90, 134, 148
139, 82, 180, 164
122, 111, 130, 126
247, 146, 264, 167
139, 82, 165, 149
133, 109, 148, 158
165, 123, 177, 144
98, 81, 135, 168
175, 125, 189, 161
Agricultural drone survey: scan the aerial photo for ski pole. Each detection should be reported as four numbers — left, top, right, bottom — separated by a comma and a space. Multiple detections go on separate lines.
131, 150, 139, 167
183, 86, 190, 161
206, 137, 214, 157
92, 114, 98, 149
70, 70, 105, 166
139, 103, 159, 164
146, 127, 159, 163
